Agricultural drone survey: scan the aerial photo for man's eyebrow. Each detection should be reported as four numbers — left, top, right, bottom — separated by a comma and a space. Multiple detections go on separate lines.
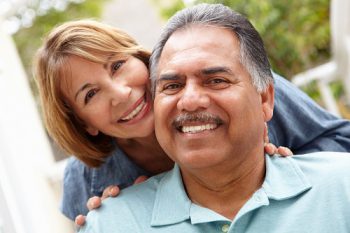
156, 66, 232, 85
156, 73, 181, 84
74, 83, 92, 101
201, 66, 233, 75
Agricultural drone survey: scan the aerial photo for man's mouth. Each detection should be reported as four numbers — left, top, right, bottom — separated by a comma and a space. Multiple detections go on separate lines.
180, 123, 218, 134
173, 112, 223, 134
119, 95, 147, 122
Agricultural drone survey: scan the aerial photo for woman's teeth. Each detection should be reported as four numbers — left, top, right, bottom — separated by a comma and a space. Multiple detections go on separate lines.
121, 99, 146, 121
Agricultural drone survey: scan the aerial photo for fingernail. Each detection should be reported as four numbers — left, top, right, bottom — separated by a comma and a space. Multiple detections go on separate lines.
282, 147, 293, 156
109, 187, 117, 196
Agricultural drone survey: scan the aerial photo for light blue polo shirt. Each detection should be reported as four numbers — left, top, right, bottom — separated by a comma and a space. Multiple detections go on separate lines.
79, 152, 350, 233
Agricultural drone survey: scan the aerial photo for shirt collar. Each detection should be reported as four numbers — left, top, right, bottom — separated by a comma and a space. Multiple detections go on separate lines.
151, 155, 312, 226
150, 164, 191, 226
262, 154, 312, 200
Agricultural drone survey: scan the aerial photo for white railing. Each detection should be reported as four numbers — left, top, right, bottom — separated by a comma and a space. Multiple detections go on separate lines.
292, 0, 350, 116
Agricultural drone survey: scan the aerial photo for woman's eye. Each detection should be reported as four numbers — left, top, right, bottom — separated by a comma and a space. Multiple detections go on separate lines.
111, 60, 125, 74
84, 89, 98, 104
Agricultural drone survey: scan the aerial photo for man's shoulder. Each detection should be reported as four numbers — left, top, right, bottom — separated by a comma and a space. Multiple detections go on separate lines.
115, 171, 166, 202
100, 171, 166, 211
292, 151, 350, 169
291, 152, 350, 183
82, 172, 169, 232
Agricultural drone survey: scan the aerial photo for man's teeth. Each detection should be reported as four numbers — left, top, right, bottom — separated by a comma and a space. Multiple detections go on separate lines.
121, 100, 146, 121
181, 124, 217, 133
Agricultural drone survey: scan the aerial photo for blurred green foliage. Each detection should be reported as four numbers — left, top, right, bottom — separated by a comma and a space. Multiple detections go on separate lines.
152, 0, 331, 80
152, 0, 186, 19
13, 0, 108, 94
151, 0, 344, 108
16, 0, 345, 113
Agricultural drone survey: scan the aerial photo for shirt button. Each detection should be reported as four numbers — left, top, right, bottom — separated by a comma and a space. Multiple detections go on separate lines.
221, 224, 230, 232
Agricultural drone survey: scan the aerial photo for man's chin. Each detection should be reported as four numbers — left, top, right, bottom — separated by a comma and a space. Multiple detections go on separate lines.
173, 149, 224, 169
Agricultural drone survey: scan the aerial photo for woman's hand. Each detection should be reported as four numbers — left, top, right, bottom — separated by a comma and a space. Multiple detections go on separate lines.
74, 175, 148, 226
264, 143, 293, 156
263, 122, 293, 157
74, 185, 120, 226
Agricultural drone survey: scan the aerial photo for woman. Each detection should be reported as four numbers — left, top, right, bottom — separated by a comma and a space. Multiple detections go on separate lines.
34, 20, 350, 224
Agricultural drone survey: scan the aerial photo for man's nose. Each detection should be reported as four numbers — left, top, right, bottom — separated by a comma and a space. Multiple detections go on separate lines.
109, 82, 132, 106
177, 82, 210, 112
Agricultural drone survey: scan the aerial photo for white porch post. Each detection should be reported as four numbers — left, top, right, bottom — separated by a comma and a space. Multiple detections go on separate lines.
292, 0, 350, 115
331, 0, 350, 104
0, 24, 73, 233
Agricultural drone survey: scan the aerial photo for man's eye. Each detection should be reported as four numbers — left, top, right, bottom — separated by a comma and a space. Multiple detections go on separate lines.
111, 60, 125, 74
206, 78, 230, 89
84, 89, 98, 104
208, 78, 226, 84
164, 83, 182, 90
161, 83, 183, 94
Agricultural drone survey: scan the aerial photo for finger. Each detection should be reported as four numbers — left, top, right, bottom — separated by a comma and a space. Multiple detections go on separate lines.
101, 186, 120, 201
134, 175, 149, 184
264, 143, 277, 155
87, 196, 101, 211
75, 215, 86, 227
101, 185, 120, 200
277, 146, 293, 157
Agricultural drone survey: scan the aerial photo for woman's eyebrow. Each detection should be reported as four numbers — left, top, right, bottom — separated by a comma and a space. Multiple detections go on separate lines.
74, 83, 92, 101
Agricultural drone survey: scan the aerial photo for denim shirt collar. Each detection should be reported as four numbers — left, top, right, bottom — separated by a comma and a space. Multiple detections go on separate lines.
150, 155, 312, 226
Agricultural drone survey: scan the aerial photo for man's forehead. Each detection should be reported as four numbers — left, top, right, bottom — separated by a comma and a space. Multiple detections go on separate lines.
157, 26, 241, 77
164, 25, 237, 51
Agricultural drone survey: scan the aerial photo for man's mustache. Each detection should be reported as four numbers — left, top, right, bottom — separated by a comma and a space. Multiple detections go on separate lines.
172, 112, 223, 129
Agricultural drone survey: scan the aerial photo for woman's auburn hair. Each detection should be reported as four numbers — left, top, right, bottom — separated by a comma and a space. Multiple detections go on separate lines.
34, 19, 151, 167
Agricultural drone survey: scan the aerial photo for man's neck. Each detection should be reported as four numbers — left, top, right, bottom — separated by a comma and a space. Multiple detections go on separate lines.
181, 152, 266, 220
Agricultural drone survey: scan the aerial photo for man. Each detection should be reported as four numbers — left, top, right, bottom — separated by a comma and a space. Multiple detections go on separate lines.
79, 4, 350, 232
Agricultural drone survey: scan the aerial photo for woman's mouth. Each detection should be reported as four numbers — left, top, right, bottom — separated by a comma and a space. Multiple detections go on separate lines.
118, 94, 150, 123
120, 98, 146, 121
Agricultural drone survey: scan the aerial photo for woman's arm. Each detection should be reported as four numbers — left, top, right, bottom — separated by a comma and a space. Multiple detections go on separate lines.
268, 72, 350, 153
61, 147, 150, 220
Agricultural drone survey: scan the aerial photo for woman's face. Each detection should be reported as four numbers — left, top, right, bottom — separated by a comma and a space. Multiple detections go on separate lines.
61, 55, 154, 139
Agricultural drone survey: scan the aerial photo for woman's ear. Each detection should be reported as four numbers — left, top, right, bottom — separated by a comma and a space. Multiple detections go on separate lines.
86, 126, 99, 136
261, 83, 274, 122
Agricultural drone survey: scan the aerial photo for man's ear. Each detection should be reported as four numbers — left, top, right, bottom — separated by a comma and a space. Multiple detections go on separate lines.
261, 83, 274, 122
86, 126, 99, 136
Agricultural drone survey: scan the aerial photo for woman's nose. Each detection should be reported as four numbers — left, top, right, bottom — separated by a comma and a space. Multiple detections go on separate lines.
109, 83, 132, 106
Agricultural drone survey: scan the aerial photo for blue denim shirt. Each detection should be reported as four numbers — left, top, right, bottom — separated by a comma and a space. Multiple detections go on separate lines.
61, 73, 350, 220
61, 146, 151, 220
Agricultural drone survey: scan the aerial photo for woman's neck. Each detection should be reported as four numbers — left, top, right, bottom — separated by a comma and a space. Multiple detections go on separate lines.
116, 133, 174, 175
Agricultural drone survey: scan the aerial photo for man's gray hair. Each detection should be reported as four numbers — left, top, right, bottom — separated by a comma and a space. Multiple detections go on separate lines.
150, 3, 273, 94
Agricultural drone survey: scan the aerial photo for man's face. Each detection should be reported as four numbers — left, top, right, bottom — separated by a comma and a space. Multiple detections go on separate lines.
154, 25, 273, 170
